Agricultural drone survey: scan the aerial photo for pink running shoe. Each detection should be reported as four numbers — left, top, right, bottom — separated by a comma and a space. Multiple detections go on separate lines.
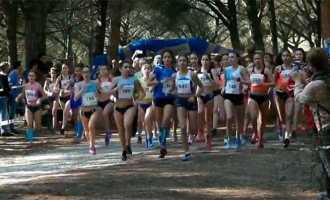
250, 133, 259, 145
26, 142, 33, 148
89, 147, 96, 155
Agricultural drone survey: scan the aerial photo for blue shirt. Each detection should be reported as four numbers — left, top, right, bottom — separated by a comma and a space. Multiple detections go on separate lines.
81, 81, 98, 107
8, 70, 21, 98
152, 65, 176, 99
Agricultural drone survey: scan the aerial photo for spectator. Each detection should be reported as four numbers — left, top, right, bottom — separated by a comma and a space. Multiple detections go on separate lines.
8, 61, 23, 134
293, 48, 330, 200
0, 62, 13, 136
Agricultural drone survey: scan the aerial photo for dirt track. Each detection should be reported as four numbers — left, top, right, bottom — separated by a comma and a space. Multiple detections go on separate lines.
0, 128, 323, 200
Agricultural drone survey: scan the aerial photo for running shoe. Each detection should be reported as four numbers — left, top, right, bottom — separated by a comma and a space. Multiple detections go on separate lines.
240, 135, 246, 145
182, 153, 191, 161
195, 133, 205, 143
224, 138, 228, 145
105, 131, 112, 147
60, 128, 65, 135
278, 128, 284, 142
147, 138, 153, 148
236, 136, 242, 151
121, 150, 127, 161
127, 145, 132, 155
300, 125, 307, 132
250, 133, 259, 145
26, 142, 33, 148
159, 147, 167, 158
283, 138, 290, 148
258, 141, 264, 149
226, 136, 232, 150
137, 136, 142, 144
211, 128, 217, 138
205, 135, 212, 149
89, 147, 96, 155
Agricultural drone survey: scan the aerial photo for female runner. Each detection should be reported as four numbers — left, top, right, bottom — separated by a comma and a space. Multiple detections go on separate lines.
274, 50, 295, 148
173, 55, 203, 160
111, 60, 145, 161
222, 52, 250, 150
16, 70, 47, 148
96, 64, 115, 146
247, 52, 275, 148
148, 50, 177, 158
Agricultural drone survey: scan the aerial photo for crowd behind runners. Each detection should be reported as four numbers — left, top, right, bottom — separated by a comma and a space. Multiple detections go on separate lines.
0, 48, 329, 161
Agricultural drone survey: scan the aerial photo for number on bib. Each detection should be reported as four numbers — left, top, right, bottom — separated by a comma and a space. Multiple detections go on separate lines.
101, 82, 112, 93
82, 92, 97, 106
251, 74, 264, 86
198, 74, 212, 87
118, 85, 134, 99
177, 79, 191, 94
225, 80, 240, 94
49, 83, 56, 92
26, 89, 38, 101
162, 82, 173, 94
281, 70, 291, 83
61, 80, 69, 89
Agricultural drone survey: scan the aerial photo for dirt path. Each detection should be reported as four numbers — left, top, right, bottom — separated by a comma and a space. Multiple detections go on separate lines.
0, 129, 323, 200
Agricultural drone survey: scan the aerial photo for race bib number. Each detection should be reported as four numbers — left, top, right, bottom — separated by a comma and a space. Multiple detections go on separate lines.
225, 80, 240, 94
118, 85, 134, 99
101, 82, 112, 93
281, 70, 291, 83
177, 79, 191, 94
49, 83, 56, 92
251, 74, 264, 86
198, 73, 212, 87
162, 82, 173, 94
61, 79, 69, 89
25, 89, 38, 101
82, 92, 97, 106
143, 84, 152, 99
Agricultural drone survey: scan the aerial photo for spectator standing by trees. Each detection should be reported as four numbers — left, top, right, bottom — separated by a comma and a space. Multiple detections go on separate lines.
0, 62, 13, 136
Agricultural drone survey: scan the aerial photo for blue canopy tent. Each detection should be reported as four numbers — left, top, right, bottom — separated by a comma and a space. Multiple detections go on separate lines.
118, 37, 235, 59
92, 38, 235, 79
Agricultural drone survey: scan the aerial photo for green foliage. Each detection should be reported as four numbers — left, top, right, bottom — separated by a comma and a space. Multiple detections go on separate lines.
0, 0, 324, 63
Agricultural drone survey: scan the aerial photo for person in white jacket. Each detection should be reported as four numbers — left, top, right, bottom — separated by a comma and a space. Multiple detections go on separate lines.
293, 47, 330, 200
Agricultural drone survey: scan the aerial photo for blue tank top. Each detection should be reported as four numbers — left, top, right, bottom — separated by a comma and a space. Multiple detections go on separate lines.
117, 76, 135, 99
152, 65, 176, 99
81, 81, 98, 107
70, 77, 83, 109
225, 66, 242, 94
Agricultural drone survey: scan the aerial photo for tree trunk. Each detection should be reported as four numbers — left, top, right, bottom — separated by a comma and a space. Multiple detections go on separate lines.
321, 0, 330, 47
315, 0, 322, 47
246, 0, 265, 52
1, 0, 18, 66
267, 0, 278, 54
66, 0, 74, 62
88, 8, 94, 66
21, 1, 54, 68
227, 0, 241, 50
94, 0, 108, 56
108, 0, 123, 60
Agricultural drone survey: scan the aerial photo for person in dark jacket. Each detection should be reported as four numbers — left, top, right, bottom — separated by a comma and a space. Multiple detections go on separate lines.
0, 62, 13, 136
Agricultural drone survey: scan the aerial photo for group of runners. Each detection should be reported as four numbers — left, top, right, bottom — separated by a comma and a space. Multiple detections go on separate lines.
17, 48, 316, 161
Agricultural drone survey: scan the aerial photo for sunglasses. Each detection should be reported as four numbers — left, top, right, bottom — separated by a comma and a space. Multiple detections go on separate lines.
82, 71, 90, 73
